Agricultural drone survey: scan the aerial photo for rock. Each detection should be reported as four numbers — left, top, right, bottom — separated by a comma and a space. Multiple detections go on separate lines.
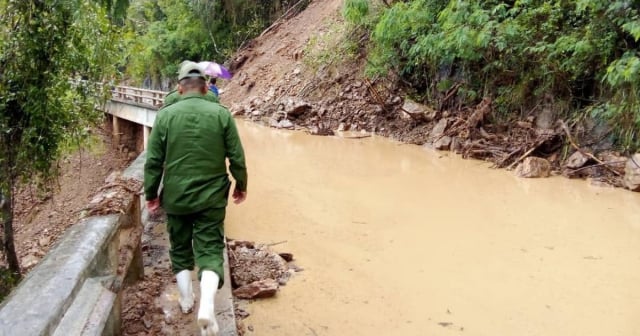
402, 99, 436, 121
597, 151, 626, 170
38, 236, 51, 247
128, 151, 137, 160
269, 118, 280, 128
230, 103, 246, 116
278, 253, 294, 262
337, 123, 347, 132
433, 136, 452, 150
623, 154, 640, 191
430, 118, 449, 139
515, 157, 551, 178
308, 125, 334, 136
278, 119, 294, 129
248, 96, 263, 108
284, 97, 312, 117
265, 87, 277, 101
251, 109, 263, 117
232, 279, 279, 299
565, 150, 590, 169
292, 68, 301, 75
21, 254, 39, 269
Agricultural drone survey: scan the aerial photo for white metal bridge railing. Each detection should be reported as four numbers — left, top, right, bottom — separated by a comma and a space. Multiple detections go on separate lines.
110, 85, 167, 109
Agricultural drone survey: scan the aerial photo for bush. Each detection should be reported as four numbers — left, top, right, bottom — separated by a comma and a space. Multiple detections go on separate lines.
363, 0, 640, 151
343, 0, 369, 25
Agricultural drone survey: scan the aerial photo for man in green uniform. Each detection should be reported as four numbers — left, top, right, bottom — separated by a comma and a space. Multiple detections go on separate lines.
144, 61, 247, 336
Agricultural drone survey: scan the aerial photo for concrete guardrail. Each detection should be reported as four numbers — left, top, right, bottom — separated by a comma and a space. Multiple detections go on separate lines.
0, 148, 237, 336
0, 154, 145, 335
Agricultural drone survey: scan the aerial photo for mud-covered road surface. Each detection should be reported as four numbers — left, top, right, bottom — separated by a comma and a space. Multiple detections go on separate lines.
226, 120, 640, 336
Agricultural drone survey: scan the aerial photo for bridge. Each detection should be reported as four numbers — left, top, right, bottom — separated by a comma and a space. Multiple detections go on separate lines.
0, 86, 237, 336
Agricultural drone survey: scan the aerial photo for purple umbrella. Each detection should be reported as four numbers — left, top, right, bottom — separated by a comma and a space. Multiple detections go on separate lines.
197, 61, 232, 79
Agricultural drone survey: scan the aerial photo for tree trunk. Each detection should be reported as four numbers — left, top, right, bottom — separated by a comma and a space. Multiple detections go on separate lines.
1, 188, 21, 274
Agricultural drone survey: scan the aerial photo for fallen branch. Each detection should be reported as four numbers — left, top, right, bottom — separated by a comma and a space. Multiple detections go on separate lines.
440, 83, 461, 108
495, 147, 523, 168
506, 144, 539, 170
560, 120, 622, 176
566, 160, 627, 174
340, 134, 372, 139
267, 240, 288, 247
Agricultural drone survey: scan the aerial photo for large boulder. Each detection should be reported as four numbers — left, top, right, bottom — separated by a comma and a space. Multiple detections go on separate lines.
401, 99, 437, 121
515, 157, 551, 178
430, 118, 449, 139
433, 136, 452, 150
623, 154, 640, 191
564, 150, 590, 169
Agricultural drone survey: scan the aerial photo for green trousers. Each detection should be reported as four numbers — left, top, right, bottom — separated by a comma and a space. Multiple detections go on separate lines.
166, 207, 226, 288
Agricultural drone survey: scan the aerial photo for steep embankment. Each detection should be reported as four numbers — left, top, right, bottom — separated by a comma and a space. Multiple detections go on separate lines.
221, 0, 640, 190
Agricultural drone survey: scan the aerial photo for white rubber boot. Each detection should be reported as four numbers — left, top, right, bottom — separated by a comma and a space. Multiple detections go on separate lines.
197, 270, 220, 336
176, 270, 194, 314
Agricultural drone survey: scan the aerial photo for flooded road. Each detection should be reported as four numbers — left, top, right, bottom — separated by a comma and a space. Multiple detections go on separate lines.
226, 121, 640, 336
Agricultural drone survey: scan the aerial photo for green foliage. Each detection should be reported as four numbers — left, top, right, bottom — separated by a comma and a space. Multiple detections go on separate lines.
343, 0, 370, 25
0, 0, 121, 182
0, 267, 19, 301
361, 0, 640, 151
125, 0, 310, 88
0, 0, 125, 273
304, 23, 360, 74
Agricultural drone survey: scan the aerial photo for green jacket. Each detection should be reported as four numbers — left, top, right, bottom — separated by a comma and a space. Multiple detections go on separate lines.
163, 89, 219, 108
144, 92, 247, 215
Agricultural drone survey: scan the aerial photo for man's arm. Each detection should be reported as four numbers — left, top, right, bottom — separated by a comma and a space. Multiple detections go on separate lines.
224, 114, 247, 193
144, 115, 167, 201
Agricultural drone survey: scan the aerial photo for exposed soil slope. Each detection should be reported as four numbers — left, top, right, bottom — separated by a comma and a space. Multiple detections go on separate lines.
9, 127, 131, 273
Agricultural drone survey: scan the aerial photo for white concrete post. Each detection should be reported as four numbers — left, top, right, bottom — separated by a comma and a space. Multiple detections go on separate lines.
143, 126, 151, 150
112, 116, 121, 147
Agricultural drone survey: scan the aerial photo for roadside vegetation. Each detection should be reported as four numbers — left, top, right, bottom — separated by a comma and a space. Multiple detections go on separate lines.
343, 0, 640, 152
0, 0, 125, 283
124, 0, 311, 89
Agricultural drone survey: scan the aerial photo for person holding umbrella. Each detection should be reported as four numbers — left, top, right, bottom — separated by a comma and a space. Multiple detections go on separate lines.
208, 77, 219, 97
162, 61, 230, 107
144, 61, 247, 335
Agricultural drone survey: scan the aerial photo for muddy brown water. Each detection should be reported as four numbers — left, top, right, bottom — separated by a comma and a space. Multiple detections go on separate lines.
226, 121, 640, 336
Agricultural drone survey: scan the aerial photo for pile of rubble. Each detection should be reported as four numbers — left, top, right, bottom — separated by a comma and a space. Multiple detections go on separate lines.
227, 239, 299, 300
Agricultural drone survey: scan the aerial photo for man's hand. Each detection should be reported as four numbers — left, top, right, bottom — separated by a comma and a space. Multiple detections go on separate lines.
232, 189, 247, 204
147, 198, 161, 214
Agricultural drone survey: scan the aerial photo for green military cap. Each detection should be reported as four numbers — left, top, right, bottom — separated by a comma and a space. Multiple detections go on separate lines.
178, 61, 206, 81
